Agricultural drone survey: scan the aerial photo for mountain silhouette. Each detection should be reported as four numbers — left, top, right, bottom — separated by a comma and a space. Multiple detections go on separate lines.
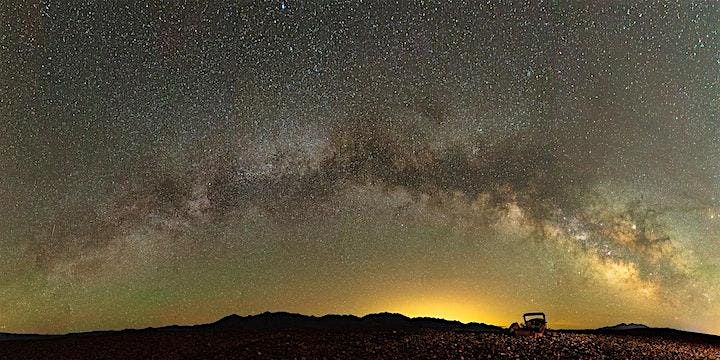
598, 323, 650, 331
201, 311, 502, 331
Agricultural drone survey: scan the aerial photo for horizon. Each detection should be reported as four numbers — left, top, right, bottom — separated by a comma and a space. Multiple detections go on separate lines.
2, 1, 719, 337
2, 308, 714, 337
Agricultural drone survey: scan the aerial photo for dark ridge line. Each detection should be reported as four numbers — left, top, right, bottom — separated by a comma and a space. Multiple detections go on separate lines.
2, 312, 719, 344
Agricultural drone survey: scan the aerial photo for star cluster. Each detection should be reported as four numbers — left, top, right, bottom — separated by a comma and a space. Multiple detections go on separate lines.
1, 1, 719, 334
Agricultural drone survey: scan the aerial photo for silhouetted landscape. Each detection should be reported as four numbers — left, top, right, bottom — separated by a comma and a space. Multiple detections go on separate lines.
4, 1, 720, 359
1, 312, 719, 359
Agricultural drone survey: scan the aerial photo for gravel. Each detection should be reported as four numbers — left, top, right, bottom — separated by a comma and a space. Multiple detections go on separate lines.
1, 329, 718, 359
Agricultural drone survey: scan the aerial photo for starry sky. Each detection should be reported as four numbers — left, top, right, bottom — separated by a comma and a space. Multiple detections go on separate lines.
1, 1, 719, 334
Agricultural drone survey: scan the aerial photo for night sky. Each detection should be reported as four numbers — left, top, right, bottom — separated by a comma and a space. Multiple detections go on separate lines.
2, 1, 719, 334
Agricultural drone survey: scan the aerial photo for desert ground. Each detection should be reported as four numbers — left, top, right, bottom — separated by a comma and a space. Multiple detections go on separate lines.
1, 329, 719, 359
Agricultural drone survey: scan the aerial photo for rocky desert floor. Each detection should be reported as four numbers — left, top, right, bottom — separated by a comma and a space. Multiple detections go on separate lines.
1, 329, 719, 359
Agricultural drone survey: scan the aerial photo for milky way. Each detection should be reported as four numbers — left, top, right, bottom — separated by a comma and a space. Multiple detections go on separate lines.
1, 1, 719, 334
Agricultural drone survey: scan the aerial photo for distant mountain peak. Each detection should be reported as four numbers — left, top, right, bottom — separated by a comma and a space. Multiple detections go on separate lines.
599, 323, 650, 331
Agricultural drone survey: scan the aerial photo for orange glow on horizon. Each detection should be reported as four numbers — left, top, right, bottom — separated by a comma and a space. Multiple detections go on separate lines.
365, 291, 509, 327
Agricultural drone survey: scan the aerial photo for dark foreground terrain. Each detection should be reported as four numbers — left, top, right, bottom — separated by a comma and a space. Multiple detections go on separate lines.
2, 314, 719, 359
2, 328, 720, 359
